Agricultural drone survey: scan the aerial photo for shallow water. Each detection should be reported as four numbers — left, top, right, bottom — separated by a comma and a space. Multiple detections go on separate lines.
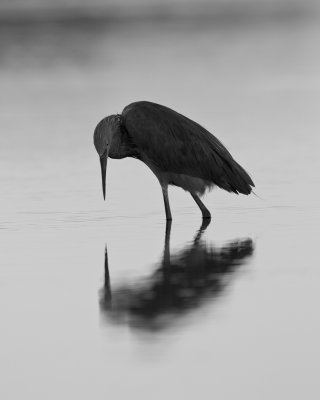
1, 10, 320, 400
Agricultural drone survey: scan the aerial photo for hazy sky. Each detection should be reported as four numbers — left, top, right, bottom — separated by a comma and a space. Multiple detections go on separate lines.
1, 0, 318, 24
1, 0, 317, 11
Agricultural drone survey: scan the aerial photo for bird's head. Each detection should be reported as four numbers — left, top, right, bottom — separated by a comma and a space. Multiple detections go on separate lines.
93, 115, 119, 200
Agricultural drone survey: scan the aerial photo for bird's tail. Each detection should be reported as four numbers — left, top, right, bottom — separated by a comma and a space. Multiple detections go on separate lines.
218, 159, 255, 195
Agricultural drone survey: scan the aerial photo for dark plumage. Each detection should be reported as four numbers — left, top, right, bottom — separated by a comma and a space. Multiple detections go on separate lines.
93, 101, 254, 220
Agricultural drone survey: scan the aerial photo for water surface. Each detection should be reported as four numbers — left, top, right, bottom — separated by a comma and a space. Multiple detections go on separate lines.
1, 11, 320, 400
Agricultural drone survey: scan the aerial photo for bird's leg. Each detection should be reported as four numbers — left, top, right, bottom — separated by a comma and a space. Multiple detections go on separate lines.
162, 186, 172, 221
163, 220, 172, 267
190, 192, 211, 219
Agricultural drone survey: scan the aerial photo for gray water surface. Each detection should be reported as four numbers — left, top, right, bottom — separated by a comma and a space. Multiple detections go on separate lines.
1, 11, 320, 400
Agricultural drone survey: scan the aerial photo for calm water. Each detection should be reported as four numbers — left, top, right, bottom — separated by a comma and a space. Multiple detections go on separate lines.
1, 12, 320, 400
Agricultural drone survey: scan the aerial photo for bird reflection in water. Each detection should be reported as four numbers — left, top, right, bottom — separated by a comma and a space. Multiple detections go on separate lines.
99, 220, 254, 331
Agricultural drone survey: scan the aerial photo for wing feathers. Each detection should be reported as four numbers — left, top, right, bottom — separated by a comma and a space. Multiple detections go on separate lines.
122, 101, 254, 195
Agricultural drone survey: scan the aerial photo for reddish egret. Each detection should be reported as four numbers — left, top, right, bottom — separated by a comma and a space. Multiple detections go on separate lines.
93, 101, 254, 220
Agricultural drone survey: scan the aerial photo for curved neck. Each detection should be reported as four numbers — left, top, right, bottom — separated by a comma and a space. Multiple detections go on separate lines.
109, 116, 139, 159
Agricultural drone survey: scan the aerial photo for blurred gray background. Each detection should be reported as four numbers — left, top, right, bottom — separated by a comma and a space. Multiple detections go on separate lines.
1, 1, 319, 399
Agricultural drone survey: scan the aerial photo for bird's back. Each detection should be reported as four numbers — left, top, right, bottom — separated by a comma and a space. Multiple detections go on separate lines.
121, 101, 254, 195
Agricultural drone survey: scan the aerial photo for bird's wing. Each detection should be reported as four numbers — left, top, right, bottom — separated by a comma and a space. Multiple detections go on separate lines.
122, 101, 254, 194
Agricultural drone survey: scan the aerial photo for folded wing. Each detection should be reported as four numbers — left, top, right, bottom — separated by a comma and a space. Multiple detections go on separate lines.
122, 101, 254, 195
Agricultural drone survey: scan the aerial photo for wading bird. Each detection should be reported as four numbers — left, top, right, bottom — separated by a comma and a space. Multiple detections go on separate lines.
93, 101, 254, 220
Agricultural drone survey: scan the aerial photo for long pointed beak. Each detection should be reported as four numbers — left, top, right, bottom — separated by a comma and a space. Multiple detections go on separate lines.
100, 154, 108, 200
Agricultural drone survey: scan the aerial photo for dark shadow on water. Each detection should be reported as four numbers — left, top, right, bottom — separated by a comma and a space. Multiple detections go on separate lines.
99, 220, 254, 332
